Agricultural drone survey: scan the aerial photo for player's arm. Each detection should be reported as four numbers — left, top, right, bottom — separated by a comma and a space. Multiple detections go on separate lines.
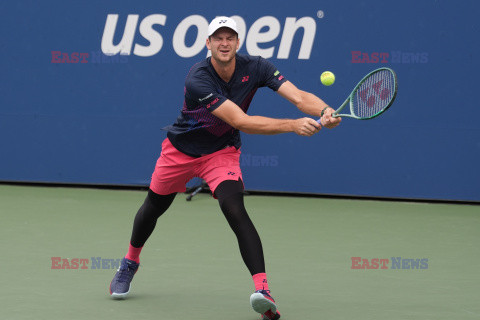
277, 81, 341, 129
210, 99, 320, 136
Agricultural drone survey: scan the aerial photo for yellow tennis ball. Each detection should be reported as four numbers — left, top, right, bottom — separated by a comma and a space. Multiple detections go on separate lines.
321, 71, 335, 86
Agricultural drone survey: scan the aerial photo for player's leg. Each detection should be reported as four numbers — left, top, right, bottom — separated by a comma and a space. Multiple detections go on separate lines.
129, 190, 177, 251
215, 179, 265, 275
199, 146, 280, 319
215, 180, 280, 320
110, 138, 196, 299
110, 190, 176, 299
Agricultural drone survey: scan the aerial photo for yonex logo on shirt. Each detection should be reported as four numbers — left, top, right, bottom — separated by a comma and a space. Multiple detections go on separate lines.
206, 98, 219, 109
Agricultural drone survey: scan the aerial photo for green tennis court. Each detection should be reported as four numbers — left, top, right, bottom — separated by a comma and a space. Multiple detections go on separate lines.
1, 184, 479, 319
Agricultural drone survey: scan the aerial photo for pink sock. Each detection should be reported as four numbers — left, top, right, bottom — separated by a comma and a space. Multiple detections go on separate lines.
252, 273, 269, 291
125, 243, 143, 263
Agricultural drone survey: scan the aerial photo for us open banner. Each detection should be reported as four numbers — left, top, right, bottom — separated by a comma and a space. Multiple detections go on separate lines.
1, 0, 479, 201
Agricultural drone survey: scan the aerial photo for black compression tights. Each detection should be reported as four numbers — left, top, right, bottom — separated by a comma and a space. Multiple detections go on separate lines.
215, 180, 265, 275
129, 180, 265, 275
129, 190, 176, 248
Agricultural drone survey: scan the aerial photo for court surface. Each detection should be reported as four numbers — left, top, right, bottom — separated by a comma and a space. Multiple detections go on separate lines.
1, 184, 479, 319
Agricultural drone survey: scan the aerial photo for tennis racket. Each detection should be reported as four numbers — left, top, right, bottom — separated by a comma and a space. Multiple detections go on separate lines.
317, 67, 398, 122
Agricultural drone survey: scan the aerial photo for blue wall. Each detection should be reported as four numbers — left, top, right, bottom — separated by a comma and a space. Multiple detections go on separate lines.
1, 0, 479, 201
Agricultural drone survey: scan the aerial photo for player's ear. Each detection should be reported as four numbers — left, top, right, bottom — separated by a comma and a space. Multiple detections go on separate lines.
235, 37, 239, 50
206, 37, 211, 50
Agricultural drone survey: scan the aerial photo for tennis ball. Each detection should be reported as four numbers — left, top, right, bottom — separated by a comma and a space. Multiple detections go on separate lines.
320, 71, 335, 86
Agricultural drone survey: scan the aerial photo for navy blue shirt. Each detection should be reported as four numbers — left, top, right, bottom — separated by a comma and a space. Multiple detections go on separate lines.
165, 54, 287, 157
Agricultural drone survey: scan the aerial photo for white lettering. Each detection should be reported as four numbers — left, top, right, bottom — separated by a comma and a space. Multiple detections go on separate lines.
133, 14, 167, 57
199, 93, 213, 102
278, 17, 316, 59
245, 16, 280, 59
173, 15, 208, 58
100, 14, 317, 59
101, 14, 139, 55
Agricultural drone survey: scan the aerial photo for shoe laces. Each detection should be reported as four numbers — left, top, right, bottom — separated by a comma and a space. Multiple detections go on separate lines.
256, 289, 272, 297
117, 261, 137, 282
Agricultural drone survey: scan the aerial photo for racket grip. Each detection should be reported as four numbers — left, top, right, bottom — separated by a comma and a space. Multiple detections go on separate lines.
317, 114, 339, 124
317, 106, 328, 124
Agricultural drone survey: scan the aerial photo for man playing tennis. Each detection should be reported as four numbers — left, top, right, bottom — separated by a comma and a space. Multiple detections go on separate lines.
109, 16, 341, 320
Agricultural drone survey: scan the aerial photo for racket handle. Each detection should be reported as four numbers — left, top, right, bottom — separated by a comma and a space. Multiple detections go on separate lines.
317, 113, 340, 124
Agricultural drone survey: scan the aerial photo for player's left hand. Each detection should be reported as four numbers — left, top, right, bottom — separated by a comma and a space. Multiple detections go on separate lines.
320, 107, 341, 129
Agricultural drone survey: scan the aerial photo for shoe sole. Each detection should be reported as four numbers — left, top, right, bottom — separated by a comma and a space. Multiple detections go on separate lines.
250, 292, 277, 314
109, 280, 130, 300
110, 291, 129, 299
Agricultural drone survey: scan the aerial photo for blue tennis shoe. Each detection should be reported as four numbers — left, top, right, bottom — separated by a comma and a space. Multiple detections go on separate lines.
109, 257, 139, 299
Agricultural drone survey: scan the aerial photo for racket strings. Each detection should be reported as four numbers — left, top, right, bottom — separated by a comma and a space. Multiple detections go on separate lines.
352, 69, 396, 119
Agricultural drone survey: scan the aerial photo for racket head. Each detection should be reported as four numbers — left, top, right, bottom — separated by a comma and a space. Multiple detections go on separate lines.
347, 68, 398, 120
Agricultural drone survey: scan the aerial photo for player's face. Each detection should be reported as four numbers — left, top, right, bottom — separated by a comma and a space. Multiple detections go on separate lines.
207, 28, 239, 64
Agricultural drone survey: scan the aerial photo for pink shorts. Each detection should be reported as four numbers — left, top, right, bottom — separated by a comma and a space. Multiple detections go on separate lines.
150, 138, 243, 196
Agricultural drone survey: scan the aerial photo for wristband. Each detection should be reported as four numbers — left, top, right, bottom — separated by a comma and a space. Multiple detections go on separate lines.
320, 106, 329, 118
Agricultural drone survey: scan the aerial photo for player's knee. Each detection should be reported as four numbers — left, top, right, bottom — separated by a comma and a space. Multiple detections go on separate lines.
217, 190, 245, 217
218, 194, 253, 231
145, 189, 176, 213
215, 179, 244, 202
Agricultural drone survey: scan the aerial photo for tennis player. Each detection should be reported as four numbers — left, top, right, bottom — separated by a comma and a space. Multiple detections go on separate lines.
109, 16, 341, 320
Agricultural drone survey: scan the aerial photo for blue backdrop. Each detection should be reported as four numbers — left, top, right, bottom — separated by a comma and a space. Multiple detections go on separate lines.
1, 0, 479, 201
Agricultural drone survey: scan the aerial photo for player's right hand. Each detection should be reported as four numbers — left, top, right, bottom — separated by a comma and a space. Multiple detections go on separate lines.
293, 117, 321, 136
320, 107, 342, 129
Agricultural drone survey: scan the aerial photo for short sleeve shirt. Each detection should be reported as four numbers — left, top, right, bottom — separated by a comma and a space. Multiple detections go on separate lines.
165, 53, 287, 157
